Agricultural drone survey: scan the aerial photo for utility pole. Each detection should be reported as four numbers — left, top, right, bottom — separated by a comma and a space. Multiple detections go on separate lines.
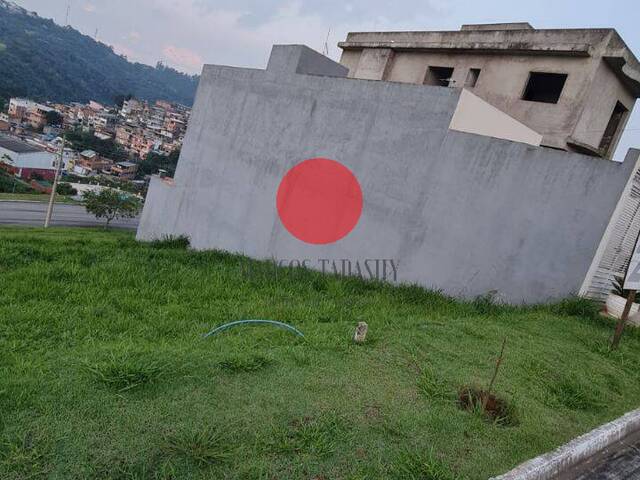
44, 135, 65, 228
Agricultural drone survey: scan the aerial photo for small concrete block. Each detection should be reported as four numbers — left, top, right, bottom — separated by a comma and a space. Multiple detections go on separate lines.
353, 321, 368, 343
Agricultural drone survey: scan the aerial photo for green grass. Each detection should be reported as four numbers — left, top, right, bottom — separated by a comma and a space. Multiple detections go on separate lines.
0, 192, 78, 204
1, 226, 640, 479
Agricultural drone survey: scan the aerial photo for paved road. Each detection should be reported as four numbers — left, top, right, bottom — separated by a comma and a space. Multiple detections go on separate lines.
557, 431, 640, 480
0, 201, 139, 229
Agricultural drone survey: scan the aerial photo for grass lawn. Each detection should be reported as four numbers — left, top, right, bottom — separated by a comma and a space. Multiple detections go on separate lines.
1, 227, 640, 479
0, 192, 78, 204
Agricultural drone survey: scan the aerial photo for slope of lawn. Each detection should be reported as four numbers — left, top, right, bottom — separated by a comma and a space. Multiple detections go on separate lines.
1, 226, 640, 479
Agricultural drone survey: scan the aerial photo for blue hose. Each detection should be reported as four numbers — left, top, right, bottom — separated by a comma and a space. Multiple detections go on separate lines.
203, 319, 304, 338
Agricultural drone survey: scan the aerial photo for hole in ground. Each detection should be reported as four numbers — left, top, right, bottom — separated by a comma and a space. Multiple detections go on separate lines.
458, 386, 518, 427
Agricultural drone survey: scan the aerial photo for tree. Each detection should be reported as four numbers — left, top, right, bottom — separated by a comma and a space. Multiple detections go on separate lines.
83, 189, 142, 229
56, 182, 78, 196
45, 110, 63, 126
66, 128, 128, 161
136, 149, 180, 178
114, 93, 133, 109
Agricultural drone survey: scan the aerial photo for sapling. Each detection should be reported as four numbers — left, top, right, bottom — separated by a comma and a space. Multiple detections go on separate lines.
482, 337, 507, 411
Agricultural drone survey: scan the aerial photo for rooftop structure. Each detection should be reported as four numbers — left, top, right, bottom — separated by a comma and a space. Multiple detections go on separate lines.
0, 134, 43, 153
339, 23, 640, 158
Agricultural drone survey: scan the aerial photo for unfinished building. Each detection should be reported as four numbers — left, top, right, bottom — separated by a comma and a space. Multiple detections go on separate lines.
339, 23, 640, 158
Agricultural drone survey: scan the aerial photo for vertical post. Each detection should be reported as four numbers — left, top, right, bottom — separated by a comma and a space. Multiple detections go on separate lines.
44, 135, 65, 228
611, 290, 636, 350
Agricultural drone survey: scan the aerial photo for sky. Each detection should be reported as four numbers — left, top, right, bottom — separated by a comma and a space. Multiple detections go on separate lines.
13, 0, 640, 160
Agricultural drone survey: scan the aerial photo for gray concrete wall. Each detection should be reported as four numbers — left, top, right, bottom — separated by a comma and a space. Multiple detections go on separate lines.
137, 44, 640, 303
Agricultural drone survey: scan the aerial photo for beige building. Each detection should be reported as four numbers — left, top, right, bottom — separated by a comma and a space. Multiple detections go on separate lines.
339, 23, 640, 158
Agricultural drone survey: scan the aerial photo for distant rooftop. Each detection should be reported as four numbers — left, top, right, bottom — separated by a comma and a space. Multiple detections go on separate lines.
0, 135, 43, 154
81, 149, 97, 158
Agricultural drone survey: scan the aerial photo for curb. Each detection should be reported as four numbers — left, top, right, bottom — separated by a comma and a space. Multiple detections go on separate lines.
491, 407, 640, 480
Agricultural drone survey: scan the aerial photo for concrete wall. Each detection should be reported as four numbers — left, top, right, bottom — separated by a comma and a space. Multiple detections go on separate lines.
339, 27, 640, 156
449, 89, 542, 146
137, 45, 639, 304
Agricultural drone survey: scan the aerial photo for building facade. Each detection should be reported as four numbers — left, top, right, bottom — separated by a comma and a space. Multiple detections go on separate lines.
339, 24, 640, 158
0, 135, 57, 180
137, 45, 640, 303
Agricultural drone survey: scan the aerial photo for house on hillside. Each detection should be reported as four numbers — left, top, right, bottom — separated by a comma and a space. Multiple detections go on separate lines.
0, 135, 57, 180
72, 149, 113, 176
110, 161, 138, 179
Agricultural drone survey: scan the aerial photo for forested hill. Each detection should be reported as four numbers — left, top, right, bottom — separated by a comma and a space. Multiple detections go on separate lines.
0, 0, 199, 106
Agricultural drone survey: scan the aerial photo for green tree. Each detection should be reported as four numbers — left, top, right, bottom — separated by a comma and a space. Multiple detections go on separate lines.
56, 182, 77, 196
136, 149, 180, 178
66, 128, 128, 161
114, 93, 134, 109
45, 110, 63, 126
83, 189, 142, 229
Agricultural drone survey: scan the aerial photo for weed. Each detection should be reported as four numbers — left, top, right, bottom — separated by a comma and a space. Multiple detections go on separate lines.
548, 374, 604, 411
149, 235, 190, 250
162, 426, 233, 465
417, 367, 450, 401
470, 293, 501, 316
550, 296, 600, 319
83, 354, 167, 392
0, 432, 50, 479
458, 386, 518, 427
270, 414, 345, 458
217, 354, 272, 373
392, 448, 458, 480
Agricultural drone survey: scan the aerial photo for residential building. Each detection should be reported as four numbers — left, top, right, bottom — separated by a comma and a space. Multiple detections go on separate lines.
73, 149, 113, 176
110, 161, 138, 179
8, 98, 54, 126
338, 23, 640, 158
0, 134, 57, 180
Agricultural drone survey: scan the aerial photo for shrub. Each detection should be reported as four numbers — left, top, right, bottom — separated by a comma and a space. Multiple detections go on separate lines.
149, 235, 190, 249
551, 296, 600, 319
56, 182, 77, 196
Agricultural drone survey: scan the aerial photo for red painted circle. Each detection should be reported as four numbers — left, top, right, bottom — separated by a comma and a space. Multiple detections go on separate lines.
276, 158, 363, 244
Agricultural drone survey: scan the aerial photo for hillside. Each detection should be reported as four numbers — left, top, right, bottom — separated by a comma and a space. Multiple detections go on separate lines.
0, 0, 199, 106
2, 226, 640, 478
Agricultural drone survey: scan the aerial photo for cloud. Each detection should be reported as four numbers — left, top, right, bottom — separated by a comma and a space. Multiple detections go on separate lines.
127, 31, 141, 42
162, 45, 204, 71
82, 2, 96, 13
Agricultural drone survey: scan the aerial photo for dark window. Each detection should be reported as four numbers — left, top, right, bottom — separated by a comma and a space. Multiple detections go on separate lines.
599, 101, 628, 155
522, 72, 567, 103
424, 66, 454, 87
465, 68, 481, 88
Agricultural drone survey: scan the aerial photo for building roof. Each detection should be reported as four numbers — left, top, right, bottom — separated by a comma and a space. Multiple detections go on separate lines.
116, 161, 137, 167
339, 25, 640, 95
80, 149, 97, 158
0, 135, 44, 154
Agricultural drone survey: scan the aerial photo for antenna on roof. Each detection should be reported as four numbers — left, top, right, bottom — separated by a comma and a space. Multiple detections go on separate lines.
94, 28, 98, 40
322, 27, 331, 56
65, 0, 71, 26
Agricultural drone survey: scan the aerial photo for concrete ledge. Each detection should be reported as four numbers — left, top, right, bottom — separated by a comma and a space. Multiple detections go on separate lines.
492, 407, 640, 480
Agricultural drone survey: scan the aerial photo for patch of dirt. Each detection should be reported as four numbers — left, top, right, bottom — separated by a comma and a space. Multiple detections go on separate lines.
457, 386, 518, 426
364, 405, 381, 420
